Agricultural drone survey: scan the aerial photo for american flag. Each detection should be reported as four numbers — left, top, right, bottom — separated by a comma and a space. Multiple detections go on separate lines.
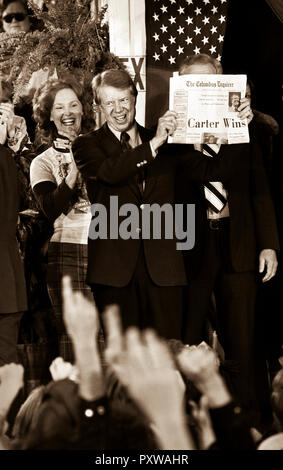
146, 0, 228, 70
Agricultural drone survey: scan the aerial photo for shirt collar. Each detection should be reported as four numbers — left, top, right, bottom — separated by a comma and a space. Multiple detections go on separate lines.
108, 121, 140, 146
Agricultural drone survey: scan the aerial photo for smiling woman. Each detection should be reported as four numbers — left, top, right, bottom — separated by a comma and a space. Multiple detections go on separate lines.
29, 76, 96, 362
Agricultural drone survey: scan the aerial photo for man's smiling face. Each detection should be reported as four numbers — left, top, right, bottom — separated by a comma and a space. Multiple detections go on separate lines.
99, 85, 136, 133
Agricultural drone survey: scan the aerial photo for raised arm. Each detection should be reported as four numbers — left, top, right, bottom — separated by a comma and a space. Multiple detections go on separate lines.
30, 153, 78, 221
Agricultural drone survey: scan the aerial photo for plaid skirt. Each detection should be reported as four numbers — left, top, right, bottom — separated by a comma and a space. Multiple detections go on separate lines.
46, 242, 94, 362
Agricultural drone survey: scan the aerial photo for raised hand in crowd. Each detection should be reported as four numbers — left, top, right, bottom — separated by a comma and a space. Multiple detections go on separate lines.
0, 120, 7, 145
189, 395, 216, 450
0, 363, 24, 443
49, 357, 78, 383
103, 306, 194, 450
177, 346, 255, 449
0, 102, 15, 137
0, 363, 24, 419
177, 346, 231, 409
0, 101, 29, 152
103, 304, 128, 383
62, 275, 104, 401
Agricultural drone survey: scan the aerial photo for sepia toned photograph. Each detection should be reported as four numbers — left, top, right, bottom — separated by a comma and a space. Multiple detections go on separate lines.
0, 0, 282, 461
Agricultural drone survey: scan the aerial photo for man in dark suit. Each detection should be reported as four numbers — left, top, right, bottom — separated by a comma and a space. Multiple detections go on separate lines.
177, 54, 279, 412
72, 69, 250, 340
0, 142, 27, 365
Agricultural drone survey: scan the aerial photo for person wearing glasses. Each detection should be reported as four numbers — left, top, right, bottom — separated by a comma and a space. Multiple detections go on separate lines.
0, 1, 31, 34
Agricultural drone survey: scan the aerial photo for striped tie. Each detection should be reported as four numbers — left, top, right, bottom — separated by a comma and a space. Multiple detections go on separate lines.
202, 144, 227, 214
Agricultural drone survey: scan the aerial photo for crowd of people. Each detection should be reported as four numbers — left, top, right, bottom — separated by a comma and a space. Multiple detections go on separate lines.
0, 278, 282, 450
0, 0, 282, 452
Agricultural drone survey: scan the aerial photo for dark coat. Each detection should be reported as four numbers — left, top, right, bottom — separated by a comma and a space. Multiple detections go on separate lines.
73, 122, 253, 287
176, 123, 280, 278
0, 145, 27, 313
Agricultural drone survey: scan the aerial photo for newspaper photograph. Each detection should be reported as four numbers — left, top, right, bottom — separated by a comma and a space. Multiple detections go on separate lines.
168, 74, 249, 145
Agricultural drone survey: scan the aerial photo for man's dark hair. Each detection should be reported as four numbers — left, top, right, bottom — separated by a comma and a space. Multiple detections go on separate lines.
92, 69, 138, 105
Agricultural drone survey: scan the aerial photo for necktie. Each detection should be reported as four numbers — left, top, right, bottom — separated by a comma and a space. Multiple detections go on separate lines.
120, 131, 145, 193
202, 144, 227, 214
120, 131, 131, 151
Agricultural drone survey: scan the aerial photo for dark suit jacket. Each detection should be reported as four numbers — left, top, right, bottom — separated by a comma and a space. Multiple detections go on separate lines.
176, 123, 280, 278
72, 122, 252, 287
0, 145, 27, 313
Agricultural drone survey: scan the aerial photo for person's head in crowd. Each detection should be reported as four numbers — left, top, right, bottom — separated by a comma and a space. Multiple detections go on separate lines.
92, 69, 138, 133
33, 75, 95, 147
16, 379, 156, 450
0, 0, 30, 34
271, 368, 283, 431
12, 385, 46, 440
179, 53, 223, 76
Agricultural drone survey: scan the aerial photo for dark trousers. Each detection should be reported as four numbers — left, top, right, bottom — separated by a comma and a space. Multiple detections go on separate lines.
184, 219, 257, 409
0, 312, 22, 366
91, 245, 184, 340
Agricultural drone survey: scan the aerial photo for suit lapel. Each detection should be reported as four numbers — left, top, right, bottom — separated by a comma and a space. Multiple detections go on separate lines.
100, 123, 139, 198
101, 122, 156, 200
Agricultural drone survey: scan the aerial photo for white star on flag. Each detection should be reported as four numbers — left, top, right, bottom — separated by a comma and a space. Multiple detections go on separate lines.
186, 16, 193, 25
147, 0, 228, 69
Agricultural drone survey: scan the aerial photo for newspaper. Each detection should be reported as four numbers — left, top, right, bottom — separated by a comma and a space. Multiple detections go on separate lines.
168, 74, 249, 144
